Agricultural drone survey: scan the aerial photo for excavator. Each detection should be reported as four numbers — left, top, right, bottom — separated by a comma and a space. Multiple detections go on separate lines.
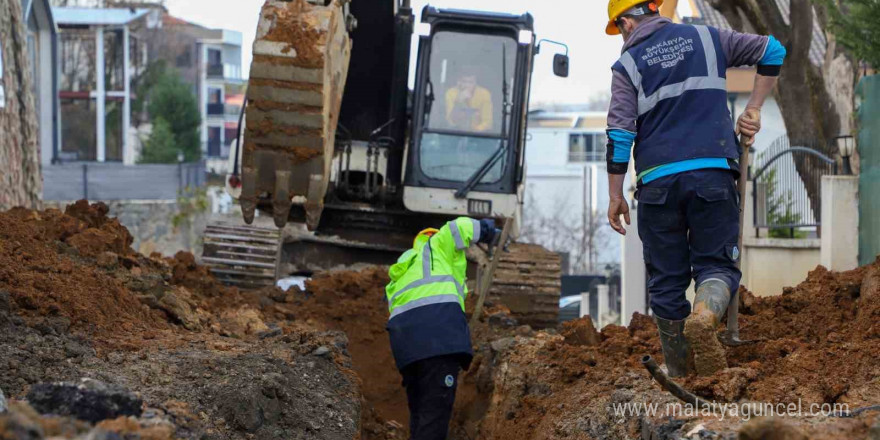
203, 0, 568, 328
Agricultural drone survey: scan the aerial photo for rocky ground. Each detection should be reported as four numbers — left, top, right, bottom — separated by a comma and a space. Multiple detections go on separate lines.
1, 201, 879, 439
0, 202, 363, 439
449, 263, 880, 440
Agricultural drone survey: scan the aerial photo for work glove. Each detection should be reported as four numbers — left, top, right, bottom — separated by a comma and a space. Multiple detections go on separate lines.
478, 219, 496, 244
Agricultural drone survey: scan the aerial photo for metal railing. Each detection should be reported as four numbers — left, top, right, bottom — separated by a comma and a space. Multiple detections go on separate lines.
207, 103, 225, 116
43, 161, 206, 201
751, 136, 838, 237
207, 64, 224, 78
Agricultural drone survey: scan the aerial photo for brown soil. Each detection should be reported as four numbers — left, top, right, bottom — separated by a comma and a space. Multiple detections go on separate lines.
452, 260, 880, 439
248, 77, 324, 92
291, 268, 409, 429
258, 0, 328, 69
0, 202, 367, 439
685, 312, 728, 375
4, 200, 879, 439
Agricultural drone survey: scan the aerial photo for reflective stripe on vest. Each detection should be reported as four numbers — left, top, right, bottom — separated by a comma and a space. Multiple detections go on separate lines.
388, 236, 465, 319
448, 221, 466, 250
618, 25, 726, 116
389, 294, 462, 319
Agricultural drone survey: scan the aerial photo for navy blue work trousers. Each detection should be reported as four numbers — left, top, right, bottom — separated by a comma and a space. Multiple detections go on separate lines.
636, 168, 742, 320
401, 354, 461, 440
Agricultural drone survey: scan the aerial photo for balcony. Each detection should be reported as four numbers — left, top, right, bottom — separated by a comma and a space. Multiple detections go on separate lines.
207, 63, 224, 78
207, 103, 225, 116
206, 63, 242, 80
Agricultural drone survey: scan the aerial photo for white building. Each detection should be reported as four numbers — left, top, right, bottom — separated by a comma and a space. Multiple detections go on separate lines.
523, 111, 629, 275
154, 15, 244, 172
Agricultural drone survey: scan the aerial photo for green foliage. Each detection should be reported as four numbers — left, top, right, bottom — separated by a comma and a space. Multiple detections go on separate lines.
146, 71, 202, 163
821, 0, 880, 68
172, 189, 210, 229
138, 118, 179, 164
133, 60, 170, 126
760, 168, 807, 239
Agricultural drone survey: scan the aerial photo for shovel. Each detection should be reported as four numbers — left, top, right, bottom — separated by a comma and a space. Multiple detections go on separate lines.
719, 135, 760, 347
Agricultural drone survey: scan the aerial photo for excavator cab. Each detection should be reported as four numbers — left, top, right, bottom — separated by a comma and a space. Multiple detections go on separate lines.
403, 7, 537, 228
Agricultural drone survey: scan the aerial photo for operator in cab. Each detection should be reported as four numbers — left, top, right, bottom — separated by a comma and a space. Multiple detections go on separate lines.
385, 217, 499, 440
445, 68, 494, 132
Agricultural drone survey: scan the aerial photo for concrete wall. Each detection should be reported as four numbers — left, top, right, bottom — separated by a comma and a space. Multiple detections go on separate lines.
741, 238, 821, 296
46, 199, 210, 257
821, 176, 859, 271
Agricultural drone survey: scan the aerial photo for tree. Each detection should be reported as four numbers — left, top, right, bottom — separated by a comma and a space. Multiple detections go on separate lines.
823, 0, 880, 68
142, 68, 201, 163
520, 190, 611, 274
706, 0, 859, 214
0, 0, 42, 210
138, 117, 178, 163
759, 168, 807, 238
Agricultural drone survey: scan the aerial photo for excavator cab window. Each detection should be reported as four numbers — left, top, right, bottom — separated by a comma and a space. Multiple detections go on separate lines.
419, 31, 517, 184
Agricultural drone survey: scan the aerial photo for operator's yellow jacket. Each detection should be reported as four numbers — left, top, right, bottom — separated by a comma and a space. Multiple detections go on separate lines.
445, 87, 493, 132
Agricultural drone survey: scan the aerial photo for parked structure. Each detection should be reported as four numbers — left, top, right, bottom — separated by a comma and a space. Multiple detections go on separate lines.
24, 0, 60, 167
52, 7, 155, 164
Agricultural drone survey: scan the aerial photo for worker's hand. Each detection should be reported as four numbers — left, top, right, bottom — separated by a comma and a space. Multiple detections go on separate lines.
608, 196, 631, 236
736, 107, 761, 147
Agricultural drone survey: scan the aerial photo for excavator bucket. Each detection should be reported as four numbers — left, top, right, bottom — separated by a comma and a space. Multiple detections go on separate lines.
242, 0, 352, 229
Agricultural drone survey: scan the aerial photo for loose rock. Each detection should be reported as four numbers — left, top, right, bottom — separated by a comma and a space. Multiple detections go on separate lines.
26, 378, 143, 423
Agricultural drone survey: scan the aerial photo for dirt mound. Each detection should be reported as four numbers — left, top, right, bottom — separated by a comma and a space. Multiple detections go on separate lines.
0, 204, 172, 348
687, 262, 880, 408
0, 202, 367, 439
290, 268, 408, 429
454, 260, 880, 439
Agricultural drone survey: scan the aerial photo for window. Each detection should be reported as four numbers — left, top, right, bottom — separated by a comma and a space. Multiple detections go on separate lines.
207, 48, 221, 66
419, 31, 518, 183
176, 48, 191, 67
568, 133, 607, 163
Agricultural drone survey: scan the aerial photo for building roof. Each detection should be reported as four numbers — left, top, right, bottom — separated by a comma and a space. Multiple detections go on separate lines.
687, 0, 826, 66
528, 111, 607, 130
162, 13, 203, 28
24, 0, 56, 32
52, 7, 151, 26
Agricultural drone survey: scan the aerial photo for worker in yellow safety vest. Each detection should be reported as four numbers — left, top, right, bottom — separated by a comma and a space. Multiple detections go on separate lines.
385, 216, 498, 440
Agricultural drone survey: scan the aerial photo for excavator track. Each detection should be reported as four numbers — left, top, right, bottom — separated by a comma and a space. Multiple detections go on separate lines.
487, 243, 562, 329
202, 223, 282, 289
202, 222, 562, 327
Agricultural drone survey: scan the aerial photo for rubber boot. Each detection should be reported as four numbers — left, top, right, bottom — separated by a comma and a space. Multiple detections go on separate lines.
654, 316, 691, 377
684, 279, 731, 376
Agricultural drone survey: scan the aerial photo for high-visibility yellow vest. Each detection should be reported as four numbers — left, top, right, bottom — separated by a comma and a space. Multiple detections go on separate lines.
385, 217, 481, 320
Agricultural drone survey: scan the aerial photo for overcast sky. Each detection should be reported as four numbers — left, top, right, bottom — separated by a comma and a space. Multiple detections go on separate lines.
164, 0, 694, 105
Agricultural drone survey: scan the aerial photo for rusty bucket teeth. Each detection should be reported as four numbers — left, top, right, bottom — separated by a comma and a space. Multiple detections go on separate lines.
242, 0, 351, 227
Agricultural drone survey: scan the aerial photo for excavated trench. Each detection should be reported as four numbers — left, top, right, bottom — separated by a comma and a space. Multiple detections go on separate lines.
2, 201, 879, 440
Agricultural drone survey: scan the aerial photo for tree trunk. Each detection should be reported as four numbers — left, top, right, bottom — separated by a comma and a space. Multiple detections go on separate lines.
709, 0, 858, 222
0, 0, 42, 210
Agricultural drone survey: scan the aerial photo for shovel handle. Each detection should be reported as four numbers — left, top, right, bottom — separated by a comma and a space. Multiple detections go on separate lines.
728, 135, 751, 336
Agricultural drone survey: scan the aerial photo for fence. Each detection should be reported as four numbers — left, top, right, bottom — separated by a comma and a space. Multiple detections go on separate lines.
43, 161, 206, 201
751, 136, 837, 238
858, 75, 880, 265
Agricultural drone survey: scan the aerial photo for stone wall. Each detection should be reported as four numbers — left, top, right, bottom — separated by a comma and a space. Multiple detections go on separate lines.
46, 199, 210, 258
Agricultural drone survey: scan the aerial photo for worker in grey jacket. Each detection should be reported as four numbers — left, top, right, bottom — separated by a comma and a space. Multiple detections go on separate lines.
604, 0, 786, 376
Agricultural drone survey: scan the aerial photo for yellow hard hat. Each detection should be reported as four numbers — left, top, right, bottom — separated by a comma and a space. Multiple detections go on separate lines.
413, 228, 439, 247
606, 0, 662, 35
